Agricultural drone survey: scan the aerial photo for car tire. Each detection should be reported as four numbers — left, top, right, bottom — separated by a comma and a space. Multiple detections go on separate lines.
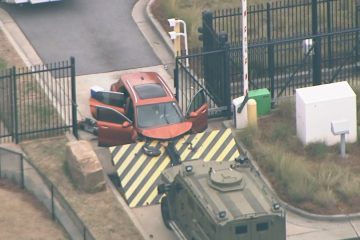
161, 196, 171, 230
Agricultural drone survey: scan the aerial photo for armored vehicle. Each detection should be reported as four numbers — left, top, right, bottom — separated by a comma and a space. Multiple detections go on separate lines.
157, 158, 286, 240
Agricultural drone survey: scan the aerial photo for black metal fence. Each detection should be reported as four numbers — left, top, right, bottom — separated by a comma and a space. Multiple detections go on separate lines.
0, 146, 95, 240
212, 0, 359, 44
0, 57, 78, 143
175, 0, 360, 118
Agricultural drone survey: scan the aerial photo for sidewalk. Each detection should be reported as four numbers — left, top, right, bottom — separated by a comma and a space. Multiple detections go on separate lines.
1, 1, 360, 240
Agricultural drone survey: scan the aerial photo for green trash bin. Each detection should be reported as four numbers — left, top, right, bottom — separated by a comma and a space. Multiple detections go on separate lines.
248, 88, 271, 116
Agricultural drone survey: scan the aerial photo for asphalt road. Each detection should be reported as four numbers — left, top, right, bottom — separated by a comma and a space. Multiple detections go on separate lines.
1, 0, 160, 75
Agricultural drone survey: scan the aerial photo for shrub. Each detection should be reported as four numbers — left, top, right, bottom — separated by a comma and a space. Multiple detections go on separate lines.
313, 189, 337, 208
276, 99, 295, 120
236, 127, 258, 149
270, 123, 292, 142
336, 174, 360, 202
315, 162, 345, 190
305, 142, 328, 160
278, 155, 316, 203
254, 144, 317, 203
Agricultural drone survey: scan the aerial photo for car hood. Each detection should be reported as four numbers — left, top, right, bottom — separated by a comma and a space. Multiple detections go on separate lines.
140, 122, 192, 140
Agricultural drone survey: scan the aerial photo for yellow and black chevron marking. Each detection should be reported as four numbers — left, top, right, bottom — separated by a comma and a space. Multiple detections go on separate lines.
109, 129, 240, 208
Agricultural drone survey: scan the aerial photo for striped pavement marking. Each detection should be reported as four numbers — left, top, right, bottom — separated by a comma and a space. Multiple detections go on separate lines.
109, 129, 240, 208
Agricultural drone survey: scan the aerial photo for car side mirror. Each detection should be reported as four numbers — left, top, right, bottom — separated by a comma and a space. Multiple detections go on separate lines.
123, 121, 131, 128
189, 112, 198, 118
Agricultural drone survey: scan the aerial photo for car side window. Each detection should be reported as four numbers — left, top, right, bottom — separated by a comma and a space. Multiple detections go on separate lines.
96, 106, 130, 124
186, 89, 206, 117
94, 91, 125, 107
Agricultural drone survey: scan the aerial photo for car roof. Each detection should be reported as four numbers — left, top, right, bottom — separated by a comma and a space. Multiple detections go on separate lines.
120, 72, 175, 105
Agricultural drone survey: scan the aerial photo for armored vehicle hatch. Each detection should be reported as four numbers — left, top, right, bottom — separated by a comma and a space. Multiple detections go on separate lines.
158, 159, 286, 240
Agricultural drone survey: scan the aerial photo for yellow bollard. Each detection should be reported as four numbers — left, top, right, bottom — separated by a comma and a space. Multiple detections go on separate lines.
174, 22, 181, 56
247, 99, 258, 128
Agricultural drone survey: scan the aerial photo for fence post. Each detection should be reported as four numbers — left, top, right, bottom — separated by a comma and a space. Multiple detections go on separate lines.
202, 10, 215, 99
326, 0, 333, 67
70, 57, 79, 139
51, 184, 55, 220
356, 2, 360, 64
174, 59, 179, 102
312, 0, 321, 85
83, 226, 87, 240
219, 31, 232, 117
20, 154, 24, 189
202, 10, 214, 52
10, 66, 19, 143
266, 3, 275, 103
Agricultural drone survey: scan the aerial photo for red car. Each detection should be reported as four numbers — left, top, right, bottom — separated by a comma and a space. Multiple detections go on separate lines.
89, 72, 208, 146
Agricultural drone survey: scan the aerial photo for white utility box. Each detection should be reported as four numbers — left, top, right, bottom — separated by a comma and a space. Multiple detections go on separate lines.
232, 96, 248, 129
296, 82, 357, 145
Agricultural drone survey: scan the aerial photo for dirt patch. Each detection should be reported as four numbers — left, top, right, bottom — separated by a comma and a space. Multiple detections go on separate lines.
0, 179, 67, 240
20, 136, 144, 240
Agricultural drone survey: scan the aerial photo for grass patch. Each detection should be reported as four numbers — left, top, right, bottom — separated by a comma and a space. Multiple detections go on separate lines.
237, 95, 360, 214
0, 58, 6, 70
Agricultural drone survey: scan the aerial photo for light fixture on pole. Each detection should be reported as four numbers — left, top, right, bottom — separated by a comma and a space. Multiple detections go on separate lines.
168, 18, 189, 67
167, 18, 177, 28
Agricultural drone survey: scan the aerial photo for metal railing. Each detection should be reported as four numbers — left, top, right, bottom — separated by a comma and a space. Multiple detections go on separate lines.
0, 146, 95, 240
212, 0, 359, 44
175, 28, 360, 118
0, 57, 78, 143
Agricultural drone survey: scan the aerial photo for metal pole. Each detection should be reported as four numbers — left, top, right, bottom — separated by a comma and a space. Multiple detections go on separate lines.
356, 3, 360, 64
70, 57, 78, 139
340, 134, 346, 158
242, 0, 249, 95
312, 0, 321, 86
326, 0, 333, 67
177, 20, 189, 67
51, 184, 55, 220
174, 61, 179, 102
267, 3, 275, 104
20, 154, 24, 189
11, 66, 19, 143
224, 42, 231, 117
202, 10, 214, 52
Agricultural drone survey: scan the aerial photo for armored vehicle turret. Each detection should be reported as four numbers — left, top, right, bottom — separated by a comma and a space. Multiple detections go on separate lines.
157, 158, 286, 240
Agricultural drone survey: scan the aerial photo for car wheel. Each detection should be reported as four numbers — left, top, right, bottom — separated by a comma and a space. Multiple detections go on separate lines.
161, 196, 171, 230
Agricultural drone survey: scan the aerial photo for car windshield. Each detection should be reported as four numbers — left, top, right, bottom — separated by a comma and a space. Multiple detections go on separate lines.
136, 102, 184, 128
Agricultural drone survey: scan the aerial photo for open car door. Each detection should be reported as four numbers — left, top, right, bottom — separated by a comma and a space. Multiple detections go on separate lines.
90, 91, 126, 119
96, 106, 137, 147
185, 89, 208, 133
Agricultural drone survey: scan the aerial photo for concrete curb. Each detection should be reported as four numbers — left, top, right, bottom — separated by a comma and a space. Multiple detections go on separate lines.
132, 0, 175, 77
234, 132, 360, 222
145, 0, 175, 56
0, 8, 42, 67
